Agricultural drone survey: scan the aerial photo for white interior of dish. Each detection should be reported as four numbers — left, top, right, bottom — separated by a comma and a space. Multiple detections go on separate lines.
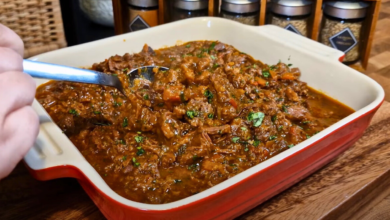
26, 17, 384, 210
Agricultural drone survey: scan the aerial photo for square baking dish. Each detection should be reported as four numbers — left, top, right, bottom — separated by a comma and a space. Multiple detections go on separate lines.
25, 17, 384, 220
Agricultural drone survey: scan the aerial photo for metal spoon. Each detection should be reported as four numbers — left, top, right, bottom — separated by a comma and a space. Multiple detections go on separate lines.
23, 59, 169, 95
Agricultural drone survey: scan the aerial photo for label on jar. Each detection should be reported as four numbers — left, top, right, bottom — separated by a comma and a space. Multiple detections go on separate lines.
329, 28, 357, 53
285, 24, 302, 36
129, 15, 150, 32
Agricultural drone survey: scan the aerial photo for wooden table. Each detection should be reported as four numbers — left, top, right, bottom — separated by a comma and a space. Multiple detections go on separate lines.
1, 102, 390, 220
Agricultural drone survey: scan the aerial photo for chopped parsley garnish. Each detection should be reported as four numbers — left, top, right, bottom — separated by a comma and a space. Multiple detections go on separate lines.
122, 155, 127, 161
269, 135, 277, 140
188, 163, 199, 172
288, 64, 293, 67
262, 70, 270, 78
272, 115, 277, 122
204, 89, 214, 103
132, 157, 140, 167
112, 74, 118, 76
193, 155, 198, 161
210, 55, 216, 60
253, 140, 260, 147
278, 125, 284, 131
244, 147, 249, 152
114, 101, 122, 107
288, 144, 294, 148
186, 44, 191, 48
122, 68, 129, 72
143, 94, 149, 100
213, 63, 220, 69
174, 179, 182, 183
122, 117, 128, 127
136, 147, 145, 156
303, 121, 311, 124
208, 113, 214, 119
117, 139, 126, 145
247, 112, 265, 127
209, 42, 216, 50
253, 64, 258, 68
306, 135, 311, 139
282, 105, 289, 113
270, 65, 276, 70
186, 110, 197, 119
69, 109, 79, 116
241, 127, 247, 131
135, 135, 143, 143
232, 137, 240, 143
93, 111, 101, 115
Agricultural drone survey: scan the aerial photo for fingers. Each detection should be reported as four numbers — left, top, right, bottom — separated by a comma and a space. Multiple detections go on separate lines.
0, 71, 36, 123
0, 24, 24, 57
0, 47, 23, 73
0, 106, 39, 179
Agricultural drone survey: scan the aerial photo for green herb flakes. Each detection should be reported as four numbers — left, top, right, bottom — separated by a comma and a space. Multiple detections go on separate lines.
282, 105, 289, 113
208, 113, 214, 119
209, 42, 216, 50
69, 109, 79, 116
241, 127, 247, 131
136, 147, 145, 156
132, 157, 140, 167
269, 135, 277, 140
185, 44, 191, 48
210, 55, 216, 60
232, 137, 240, 143
253, 140, 260, 147
122, 155, 127, 161
135, 136, 143, 143
143, 94, 149, 100
204, 89, 214, 103
186, 110, 197, 119
122, 117, 128, 127
262, 70, 270, 78
247, 112, 265, 127
272, 115, 277, 122
288, 144, 294, 148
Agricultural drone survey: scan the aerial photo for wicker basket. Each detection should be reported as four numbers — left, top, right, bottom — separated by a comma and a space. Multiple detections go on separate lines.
0, 0, 67, 58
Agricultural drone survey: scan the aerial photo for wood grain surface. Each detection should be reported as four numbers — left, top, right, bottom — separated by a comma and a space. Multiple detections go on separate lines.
0, 101, 389, 220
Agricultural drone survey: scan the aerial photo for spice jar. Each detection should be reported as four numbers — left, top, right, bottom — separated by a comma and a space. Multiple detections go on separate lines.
269, 0, 312, 37
171, 0, 208, 22
320, 1, 368, 64
127, 0, 159, 32
221, 0, 260, 26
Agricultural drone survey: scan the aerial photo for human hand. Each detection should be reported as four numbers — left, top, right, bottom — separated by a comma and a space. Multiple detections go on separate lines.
0, 24, 39, 179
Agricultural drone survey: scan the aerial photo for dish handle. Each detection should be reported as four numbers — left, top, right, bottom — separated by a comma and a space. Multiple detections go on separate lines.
253, 25, 345, 62
24, 100, 88, 180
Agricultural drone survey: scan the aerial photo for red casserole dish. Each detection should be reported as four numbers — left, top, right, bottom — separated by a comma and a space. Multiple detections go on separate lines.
25, 17, 384, 219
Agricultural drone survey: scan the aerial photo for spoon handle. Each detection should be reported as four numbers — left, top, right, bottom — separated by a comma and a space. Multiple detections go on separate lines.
23, 60, 122, 89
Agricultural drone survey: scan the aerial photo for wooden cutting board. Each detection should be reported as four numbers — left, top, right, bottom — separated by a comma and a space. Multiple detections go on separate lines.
1, 102, 390, 220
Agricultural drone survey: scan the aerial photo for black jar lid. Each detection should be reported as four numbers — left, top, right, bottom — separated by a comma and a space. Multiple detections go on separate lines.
221, 0, 260, 14
127, 0, 158, 8
323, 1, 369, 19
174, 0, 208, 10
271, 0, 312, 16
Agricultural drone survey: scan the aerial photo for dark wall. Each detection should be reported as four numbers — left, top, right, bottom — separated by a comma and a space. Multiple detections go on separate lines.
59, 0, 115, 46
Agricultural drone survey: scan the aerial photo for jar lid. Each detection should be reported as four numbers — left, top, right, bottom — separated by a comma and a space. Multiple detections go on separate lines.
323, 1, 369, 19
174, 0, 208, 11
271, 0, 312, 16
127, 0, 158, 8
221, 0, 260, 14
